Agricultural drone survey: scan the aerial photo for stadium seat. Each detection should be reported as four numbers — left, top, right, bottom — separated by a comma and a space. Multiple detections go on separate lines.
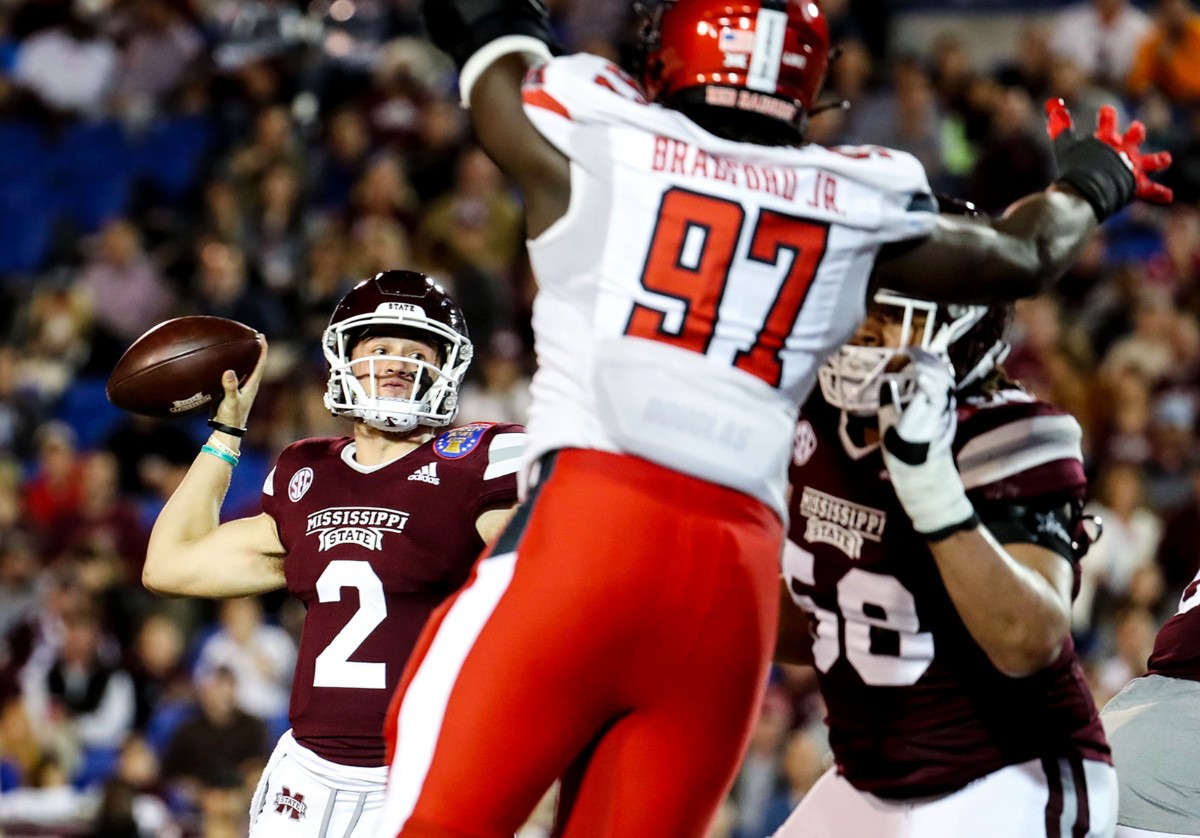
53, 375, 127, 449
49, 119, 132, 233
0, 176, 54, 275
132, 114, 215, 202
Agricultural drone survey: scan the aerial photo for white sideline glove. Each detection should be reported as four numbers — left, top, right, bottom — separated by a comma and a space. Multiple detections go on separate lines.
878, 349, 978, 539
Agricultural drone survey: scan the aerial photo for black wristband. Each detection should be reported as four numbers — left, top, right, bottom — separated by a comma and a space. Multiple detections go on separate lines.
207, 419, 246, 438
923, 512, 981, 543
1053, 136, 1136, 222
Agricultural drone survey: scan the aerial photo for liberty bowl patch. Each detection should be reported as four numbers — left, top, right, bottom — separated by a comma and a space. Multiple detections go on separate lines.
434, 423, 489, 459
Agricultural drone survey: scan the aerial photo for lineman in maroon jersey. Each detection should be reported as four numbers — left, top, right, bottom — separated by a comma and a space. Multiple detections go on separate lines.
1102, 565, 1200, 837
142, 271, 523, 838
775, 287, 1115, 837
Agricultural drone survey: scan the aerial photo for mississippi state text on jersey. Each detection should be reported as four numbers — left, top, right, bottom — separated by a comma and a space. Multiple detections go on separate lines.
260, 422, 523, 766
784, 392, 1108, 797
519, 54, 938, 515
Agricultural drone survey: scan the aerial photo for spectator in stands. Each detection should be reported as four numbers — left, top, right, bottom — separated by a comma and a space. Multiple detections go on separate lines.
26, 603, 136, 759
310, 106, 373, 214
160, 665, 267, 810
416, 146, 524, 280
77, 218, 177, 371
1102, 291, 1180, 385
190, 238, 287, 339
192, 598, 293, 724
22, 422, 84, 537
12, 9, 116, 116
729, 687, 792, 838
1094, 605, 1158, 704
1156, 457, 1200, 598
1128, 0, 1200, 105
245, 163, 304, 297
347, 151, 419, 231
18, 285, 93, 403
111, 0, 205, 120
994, 23, 1055, 100
344, 216, 413, 282
1143, 391, 1200, 509
1075, 464, 1165, 641
93, 733, 178, 838
126, 613, 190, 732
456, 330, 532, 426
296, 227, 355, 341
1050, 0, 1152, 89
44, 452, 147, 584
0, 347, 44, 462
226, 105, 304, 207
406, 98, 470, 203
759, 726, 829, 835
967, 86, 1057, 214
101, 414, 199, 500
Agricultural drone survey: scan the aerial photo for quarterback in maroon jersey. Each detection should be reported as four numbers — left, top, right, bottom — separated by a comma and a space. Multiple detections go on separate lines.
142, 271, 524, 837
1102, 564, 1200, 837
775, 286, 1115, 837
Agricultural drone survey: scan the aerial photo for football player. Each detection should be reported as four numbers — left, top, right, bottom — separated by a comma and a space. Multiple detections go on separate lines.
381, 0, 1170, 833
142, 271, 525, 838
1102, 566, 1200, 837
774, 283, 1113, 837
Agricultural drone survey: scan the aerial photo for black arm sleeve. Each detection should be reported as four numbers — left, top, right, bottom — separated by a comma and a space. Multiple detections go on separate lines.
976, 497, 1089, 563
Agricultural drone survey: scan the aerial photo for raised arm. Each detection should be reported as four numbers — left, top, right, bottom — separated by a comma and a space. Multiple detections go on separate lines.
143, 340, 287, 598
874, 99, 1172, 303
877, 352, 1079, 677
422, 0, 570, 238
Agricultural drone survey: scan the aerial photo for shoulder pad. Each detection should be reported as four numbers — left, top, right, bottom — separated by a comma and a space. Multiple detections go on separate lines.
523, 54, 649, 124
954, 394, 1085, 499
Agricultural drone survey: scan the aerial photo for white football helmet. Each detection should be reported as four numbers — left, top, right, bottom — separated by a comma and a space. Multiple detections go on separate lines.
817, 289, 1009, 416
323, 270, 473, 433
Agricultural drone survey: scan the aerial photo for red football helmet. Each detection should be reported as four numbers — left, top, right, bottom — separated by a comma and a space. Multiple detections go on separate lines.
641, 0, 831, 142
323, 270, 473, 433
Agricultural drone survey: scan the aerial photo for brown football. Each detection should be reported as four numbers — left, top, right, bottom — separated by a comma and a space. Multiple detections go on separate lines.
106, 316, 262, 418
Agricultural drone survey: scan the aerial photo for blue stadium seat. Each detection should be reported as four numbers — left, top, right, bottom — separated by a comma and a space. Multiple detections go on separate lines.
53, 375, 126, 449
0, 121, 49, 180
0, 176, 54, 275
132, 114, 214, 201
49, 119, 132, 233
144, 700, 198, 757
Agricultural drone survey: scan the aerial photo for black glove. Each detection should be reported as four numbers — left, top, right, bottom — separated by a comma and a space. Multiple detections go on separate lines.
1045, 98, 1172, 221
422, 0, 559, 69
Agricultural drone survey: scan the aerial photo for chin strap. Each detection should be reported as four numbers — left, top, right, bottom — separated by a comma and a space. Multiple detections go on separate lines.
836, 411, 881, 461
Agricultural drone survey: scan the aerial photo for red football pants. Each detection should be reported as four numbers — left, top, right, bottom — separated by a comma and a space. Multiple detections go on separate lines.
383, 449, 783, 837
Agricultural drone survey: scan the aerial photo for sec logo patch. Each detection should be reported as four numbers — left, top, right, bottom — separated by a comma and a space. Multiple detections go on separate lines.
289, 467, 314, 502
434, 423, 490, 459
793, 420, 817, 466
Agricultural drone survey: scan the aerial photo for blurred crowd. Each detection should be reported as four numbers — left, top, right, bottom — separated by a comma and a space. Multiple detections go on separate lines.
0, 0, 1191, 835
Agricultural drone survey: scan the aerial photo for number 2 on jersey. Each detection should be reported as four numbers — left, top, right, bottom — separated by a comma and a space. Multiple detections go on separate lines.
313, 560, 387, 689
625, 188, 829, 387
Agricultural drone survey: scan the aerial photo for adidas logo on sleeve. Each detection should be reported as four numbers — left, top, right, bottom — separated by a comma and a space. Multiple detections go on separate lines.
407, 463, 440, 485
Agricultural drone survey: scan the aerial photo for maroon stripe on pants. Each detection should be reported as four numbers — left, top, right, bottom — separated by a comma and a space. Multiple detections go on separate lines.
1069, 757, 1090, 838
1043, 757, 1063, 838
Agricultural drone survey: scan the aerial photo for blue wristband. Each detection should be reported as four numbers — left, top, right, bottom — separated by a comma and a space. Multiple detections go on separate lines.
200, 444, 239, 467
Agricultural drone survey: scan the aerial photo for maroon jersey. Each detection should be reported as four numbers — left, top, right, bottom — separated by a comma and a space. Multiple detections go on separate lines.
260, 422, 523, 766
1147, 568, 1200, 681
785, 391, 1108, 798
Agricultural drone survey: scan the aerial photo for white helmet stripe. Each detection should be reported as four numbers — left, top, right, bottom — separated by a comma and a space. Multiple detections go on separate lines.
748, 8, 788, 93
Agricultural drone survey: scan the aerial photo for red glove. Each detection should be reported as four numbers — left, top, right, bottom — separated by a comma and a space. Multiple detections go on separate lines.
1045, 98, 1173, 205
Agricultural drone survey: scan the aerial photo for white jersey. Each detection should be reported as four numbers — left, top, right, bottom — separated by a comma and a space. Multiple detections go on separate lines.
522, 54, 937, 514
